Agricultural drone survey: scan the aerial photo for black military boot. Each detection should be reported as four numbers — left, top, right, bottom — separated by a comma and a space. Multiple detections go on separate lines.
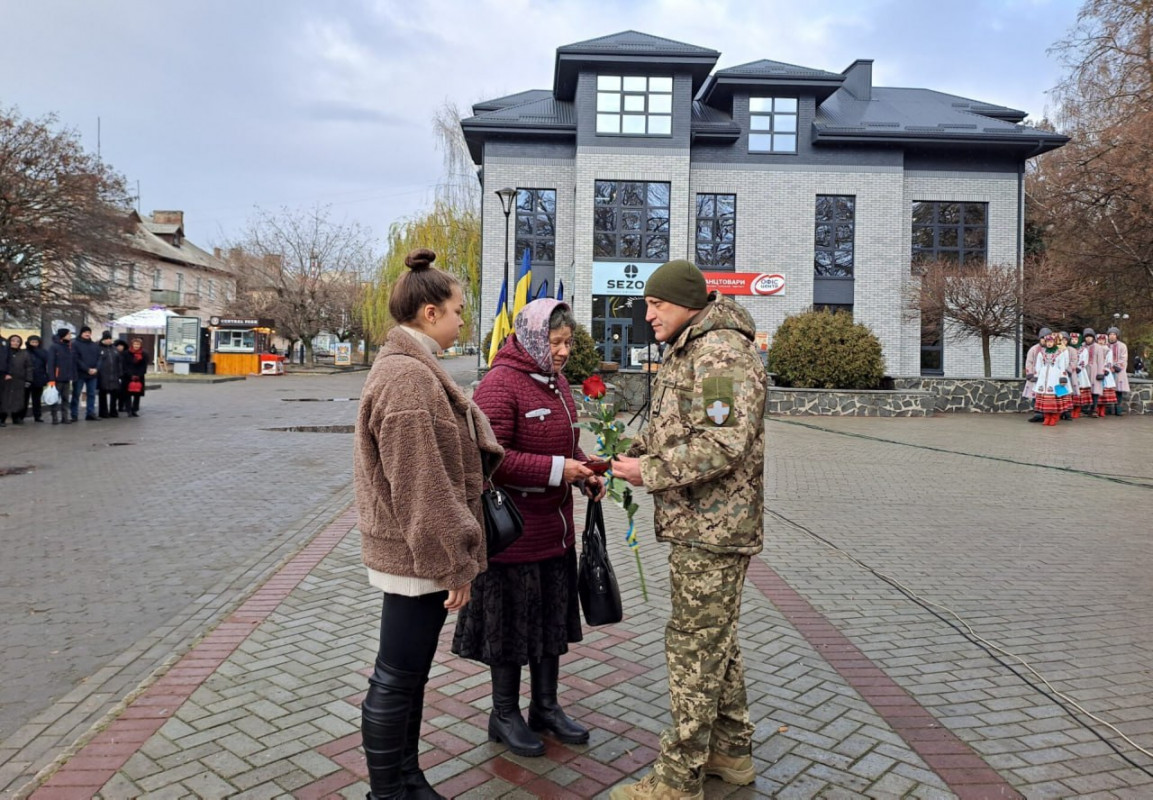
488, 665, 545, 757
362, 662, 423, 799
528, 655, 589, 744
399, 678, 444, 799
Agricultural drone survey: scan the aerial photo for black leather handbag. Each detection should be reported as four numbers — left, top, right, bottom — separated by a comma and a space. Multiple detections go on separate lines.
481, 484, 523, 557
577, 500, 623, 626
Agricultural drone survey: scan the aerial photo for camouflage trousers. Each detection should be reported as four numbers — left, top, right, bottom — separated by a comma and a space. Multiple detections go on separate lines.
653, 546, 754, 792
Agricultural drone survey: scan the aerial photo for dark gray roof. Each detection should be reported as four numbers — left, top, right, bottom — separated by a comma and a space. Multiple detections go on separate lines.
701, 59, 845, 106
691, 101, 740, 142
472, 90, 554, 115
557, 31, 719, 57
553, 30, 719, 100
814, 87, 1066, 152
460, 95, 576, 162
715, 59, 843, 80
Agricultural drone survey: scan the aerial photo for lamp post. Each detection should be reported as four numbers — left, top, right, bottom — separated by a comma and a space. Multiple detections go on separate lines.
495, 187, 517, 314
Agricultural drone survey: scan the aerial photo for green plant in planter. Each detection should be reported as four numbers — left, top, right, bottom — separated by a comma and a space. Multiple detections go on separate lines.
769, 309, 885, 390
563, 323, 601, 384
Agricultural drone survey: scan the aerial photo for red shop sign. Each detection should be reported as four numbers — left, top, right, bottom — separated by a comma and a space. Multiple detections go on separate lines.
702, 272, 786, 296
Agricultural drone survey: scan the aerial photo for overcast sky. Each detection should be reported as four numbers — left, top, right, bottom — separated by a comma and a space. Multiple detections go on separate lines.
0, 0, 1081, 253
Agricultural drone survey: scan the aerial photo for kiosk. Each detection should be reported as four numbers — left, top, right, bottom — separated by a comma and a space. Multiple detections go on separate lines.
208, 316, 276, 376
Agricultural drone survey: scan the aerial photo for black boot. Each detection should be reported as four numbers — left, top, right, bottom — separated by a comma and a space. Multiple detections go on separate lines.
1028, 411, 1043, 422
400, 679, 445, 799
1115, 393, 1125, 416
362, 662, 423, 800
488, 665, 545, 757
528, 656, 589, 744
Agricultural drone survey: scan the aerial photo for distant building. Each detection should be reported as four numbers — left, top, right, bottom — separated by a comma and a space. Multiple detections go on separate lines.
462, 31, 1068, 377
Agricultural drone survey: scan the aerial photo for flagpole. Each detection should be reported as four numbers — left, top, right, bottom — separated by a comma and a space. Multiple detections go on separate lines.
495, 187, 516, 337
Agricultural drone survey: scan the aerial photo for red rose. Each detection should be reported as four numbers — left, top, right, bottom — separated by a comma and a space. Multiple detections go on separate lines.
582, 375, 607, 400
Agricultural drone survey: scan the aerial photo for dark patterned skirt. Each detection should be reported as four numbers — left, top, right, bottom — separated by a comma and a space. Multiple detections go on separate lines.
1101, 388, 1118, 404
451, 549, 583, 666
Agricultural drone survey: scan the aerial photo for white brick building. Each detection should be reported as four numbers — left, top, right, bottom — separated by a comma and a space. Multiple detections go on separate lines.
462, 31, 1066, 378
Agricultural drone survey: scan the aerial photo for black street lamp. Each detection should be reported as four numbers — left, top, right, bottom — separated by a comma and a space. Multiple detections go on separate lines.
495, 187, 517, 313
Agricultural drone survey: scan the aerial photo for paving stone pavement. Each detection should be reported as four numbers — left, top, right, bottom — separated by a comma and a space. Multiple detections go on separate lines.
6, 387, 1152, 798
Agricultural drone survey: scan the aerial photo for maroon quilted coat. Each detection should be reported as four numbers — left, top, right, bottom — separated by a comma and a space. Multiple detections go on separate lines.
474, 335, 587, 565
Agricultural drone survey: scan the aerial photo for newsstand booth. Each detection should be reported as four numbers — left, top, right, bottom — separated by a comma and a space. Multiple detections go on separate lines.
208, 316, 277, 376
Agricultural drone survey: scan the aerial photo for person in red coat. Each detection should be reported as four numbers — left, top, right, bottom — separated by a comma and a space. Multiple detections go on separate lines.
453, 298, 606, 757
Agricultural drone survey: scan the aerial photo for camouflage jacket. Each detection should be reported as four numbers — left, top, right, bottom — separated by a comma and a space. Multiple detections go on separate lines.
628, 293, 768, 555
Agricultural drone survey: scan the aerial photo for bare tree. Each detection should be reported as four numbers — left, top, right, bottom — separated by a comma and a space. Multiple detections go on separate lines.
906, 258, 1095, 376
0, 106, 134, 324
227, 205, 376, 364
1029, 0, 1153, 329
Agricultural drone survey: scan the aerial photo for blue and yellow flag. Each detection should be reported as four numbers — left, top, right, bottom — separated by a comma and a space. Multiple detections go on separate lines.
556, 280, 564, 302
533, 279, 549, 301
488, 279, 511, 366
512, 249, 532, 320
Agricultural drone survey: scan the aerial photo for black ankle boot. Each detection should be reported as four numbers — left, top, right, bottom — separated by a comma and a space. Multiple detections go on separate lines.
400, 679, 444, 799
528, 656, 589, 744
488, 665, 545, 757
362, 662, 424, 799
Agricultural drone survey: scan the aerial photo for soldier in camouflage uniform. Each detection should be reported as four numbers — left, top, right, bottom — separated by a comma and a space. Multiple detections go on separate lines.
610, 259, 768, 800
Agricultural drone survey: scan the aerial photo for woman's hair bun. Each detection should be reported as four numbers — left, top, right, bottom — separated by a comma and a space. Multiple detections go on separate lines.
405, 248, 437, 271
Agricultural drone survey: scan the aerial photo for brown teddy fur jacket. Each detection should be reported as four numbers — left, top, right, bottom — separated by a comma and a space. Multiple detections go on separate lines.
354, 327, 503, 590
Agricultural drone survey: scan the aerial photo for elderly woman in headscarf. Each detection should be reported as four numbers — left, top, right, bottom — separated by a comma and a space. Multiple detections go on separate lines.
0, 335, 32, 426
453, 299, 606, 757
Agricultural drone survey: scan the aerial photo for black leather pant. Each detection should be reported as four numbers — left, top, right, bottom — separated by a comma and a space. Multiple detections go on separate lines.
362, 590, 448, 799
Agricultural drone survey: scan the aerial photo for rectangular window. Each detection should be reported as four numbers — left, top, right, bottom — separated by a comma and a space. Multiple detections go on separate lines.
912, 201, 988, 267
593, 181, 670, 261
920, 312, 944, 375
695, 193, 736, 269
207, 279, 215, 300
215, 330, 255, 352
176, 273, 185, 294
596, 75, 673, 136
128, 265, 138, 289
514, 189, 556, 266
109, 265, 120, 285
814, 195, 855, 277
152, 268, 162, 290
749, 97, 798, 153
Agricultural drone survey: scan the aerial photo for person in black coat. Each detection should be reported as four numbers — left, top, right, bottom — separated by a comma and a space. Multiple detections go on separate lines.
1, 335, 32, 426
96, 331, 122, 418
114, 340, 130, 412
121, 337, 152, 417
46, 329, 78, 424
72, 326, 101, 421
25, 335, 50, 423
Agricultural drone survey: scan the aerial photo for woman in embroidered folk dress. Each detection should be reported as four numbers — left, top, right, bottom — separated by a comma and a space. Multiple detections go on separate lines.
1033, 330, 1070, 426
1023, 329, 1046, 422
1070, 330, 1092, 418
1106, 326, 1130, 416
353, 249, 503, 800
1095, 334, 1119, 416
452, 299, 606, 757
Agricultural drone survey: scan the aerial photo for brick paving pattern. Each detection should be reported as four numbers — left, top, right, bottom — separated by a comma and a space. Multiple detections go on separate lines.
4, 369, 1151, 798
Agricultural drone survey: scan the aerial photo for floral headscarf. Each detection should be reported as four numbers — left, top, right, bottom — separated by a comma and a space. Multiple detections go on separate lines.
514, 298, 570, 374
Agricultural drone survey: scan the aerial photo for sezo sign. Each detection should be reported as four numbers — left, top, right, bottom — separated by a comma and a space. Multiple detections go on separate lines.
594, 262, 786, 298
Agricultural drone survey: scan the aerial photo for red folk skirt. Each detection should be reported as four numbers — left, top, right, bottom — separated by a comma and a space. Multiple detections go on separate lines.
1100, 388, 1118, 405
1078, 387, 1093, 405
1035, 392, 1073, 413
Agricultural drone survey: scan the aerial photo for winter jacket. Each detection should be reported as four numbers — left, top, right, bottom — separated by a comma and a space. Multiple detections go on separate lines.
27, 345, 49, 386
1022, 343, 1042, 399
120, 350, 151, 385
627, 292, 769, 555
473, 336, 588, 565
97, 344, 121, 391
1086, 342, 1109, 396
73, 337, 100, 374
46, 338, 78, 383
1110, 340, 1130, 393
0, 341, 8, 376
1034, 349, 1069, 395
0, 349, 31, 413
354, 326, 503, 591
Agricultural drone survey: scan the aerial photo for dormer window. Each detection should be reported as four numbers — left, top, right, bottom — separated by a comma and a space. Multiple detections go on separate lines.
749, 97, 798, 153
596, 75, 673, 136
172, 231, 182, 247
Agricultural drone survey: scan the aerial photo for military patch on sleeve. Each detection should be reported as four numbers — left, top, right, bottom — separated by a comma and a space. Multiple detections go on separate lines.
701, 375, 735, 427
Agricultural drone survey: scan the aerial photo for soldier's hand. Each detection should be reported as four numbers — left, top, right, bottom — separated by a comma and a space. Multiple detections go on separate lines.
610, 456, 644, 487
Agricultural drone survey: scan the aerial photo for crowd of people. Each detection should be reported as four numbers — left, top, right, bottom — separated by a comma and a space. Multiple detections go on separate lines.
1022, 326, 1134, 426
353, 250, 766, 800
0, 327, 152, 427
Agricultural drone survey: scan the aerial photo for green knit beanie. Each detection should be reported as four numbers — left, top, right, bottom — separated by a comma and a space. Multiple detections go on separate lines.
644, 259, 708, 309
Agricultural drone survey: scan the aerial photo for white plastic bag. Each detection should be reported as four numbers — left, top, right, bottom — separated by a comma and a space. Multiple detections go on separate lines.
41, 385, 60, 406
1103, 370, 1117, 390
